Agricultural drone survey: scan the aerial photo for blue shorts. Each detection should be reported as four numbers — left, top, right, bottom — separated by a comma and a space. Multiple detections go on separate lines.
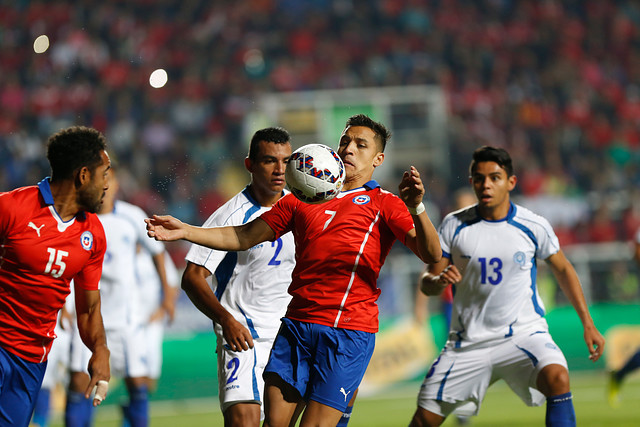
264, 318, 375, 412
0, 345, 47, 426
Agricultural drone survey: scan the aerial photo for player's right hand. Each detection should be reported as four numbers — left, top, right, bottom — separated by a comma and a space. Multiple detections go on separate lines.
438, 264, 462, 286
145, 215, 185, 241
221, 316, 254, 352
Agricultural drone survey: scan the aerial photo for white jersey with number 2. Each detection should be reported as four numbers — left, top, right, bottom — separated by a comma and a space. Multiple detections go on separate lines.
185, 187, 294, 341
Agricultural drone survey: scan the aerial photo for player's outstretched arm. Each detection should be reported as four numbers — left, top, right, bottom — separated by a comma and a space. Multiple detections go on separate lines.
146, 215, 275, 251
547, 250, 605, 362
399, 166, 441, 264
182, 262, 254, 351
74, 287, 111, 405
420, 261, 461, 296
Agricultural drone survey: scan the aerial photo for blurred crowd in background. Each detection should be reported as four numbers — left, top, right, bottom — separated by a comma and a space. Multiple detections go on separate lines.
2, 0, 640, 265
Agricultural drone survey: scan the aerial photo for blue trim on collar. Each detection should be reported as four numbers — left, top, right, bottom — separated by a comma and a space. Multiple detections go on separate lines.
482, 202, 516, 223
38, 177, 55, 205
38, 177, 87, 220
242, 186, 260, 207
363, 180, 381, 190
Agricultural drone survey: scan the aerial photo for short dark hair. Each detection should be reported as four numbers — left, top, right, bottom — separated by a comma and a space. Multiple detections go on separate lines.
469, 146, 514, 177
46, 126, 108, 181
345, 114, 391, 152
248, 127, 290, 161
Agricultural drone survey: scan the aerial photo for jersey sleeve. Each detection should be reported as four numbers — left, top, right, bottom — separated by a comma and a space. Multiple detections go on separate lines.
258, 193, 296, 240
379, 192, 416, 245
128, 202, 164, 256
73, 220, 107, 291
185, 205, 236, 273
437, 213, 457, 258
532, 214, 561, 260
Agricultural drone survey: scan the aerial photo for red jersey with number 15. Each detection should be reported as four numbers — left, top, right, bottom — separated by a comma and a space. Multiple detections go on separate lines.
0, 179, 106, 363
259, 180, 415, 333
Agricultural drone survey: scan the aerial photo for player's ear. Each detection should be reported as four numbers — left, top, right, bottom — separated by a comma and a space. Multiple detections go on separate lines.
372, 152, 384, 168
76, 166, 91, 186
244, 157, 253, 173
508, 174, 517, 191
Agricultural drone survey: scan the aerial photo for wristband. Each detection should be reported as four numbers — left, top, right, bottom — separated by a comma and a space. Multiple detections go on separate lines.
407, 202, 425, 215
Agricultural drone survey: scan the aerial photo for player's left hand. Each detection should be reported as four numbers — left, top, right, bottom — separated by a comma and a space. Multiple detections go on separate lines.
584, 324, 605, 362
86, 344, 111, 406
399, 166, 425, 209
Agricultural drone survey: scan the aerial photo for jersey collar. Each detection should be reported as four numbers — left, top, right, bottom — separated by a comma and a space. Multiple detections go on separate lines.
363, 180, 381, 190
38, 177, 55, 205
38, 177, 87, 220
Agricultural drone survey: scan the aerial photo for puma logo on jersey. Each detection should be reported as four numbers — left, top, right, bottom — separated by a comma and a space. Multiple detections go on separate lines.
28, 222, 45, 237
339, 387, 351, 402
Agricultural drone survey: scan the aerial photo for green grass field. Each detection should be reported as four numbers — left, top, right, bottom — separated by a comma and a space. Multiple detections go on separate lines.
48, 370, 640, 426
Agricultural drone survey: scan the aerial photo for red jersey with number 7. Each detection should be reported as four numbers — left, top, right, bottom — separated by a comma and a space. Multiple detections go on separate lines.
0, 179, 106, 363
259, 180, 415, 333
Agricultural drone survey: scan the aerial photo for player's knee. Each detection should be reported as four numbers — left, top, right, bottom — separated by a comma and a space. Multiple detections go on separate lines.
537, 364, 570, 396
224, 402, 260, 427
410, 407, 444, 427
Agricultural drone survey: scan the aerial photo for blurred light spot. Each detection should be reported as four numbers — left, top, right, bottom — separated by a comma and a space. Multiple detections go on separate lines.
244, 49, 266, 77
33, 35, 50, 54
149, 69, 168, 88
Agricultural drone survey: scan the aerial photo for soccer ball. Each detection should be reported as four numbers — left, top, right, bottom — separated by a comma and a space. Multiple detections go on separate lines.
285, 144, 345, 204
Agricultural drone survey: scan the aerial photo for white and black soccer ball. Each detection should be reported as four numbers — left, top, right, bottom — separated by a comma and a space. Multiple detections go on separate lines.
285, 144, 345, 204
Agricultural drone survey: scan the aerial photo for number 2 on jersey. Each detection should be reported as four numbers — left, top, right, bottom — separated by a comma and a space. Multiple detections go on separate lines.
268, 238, 283, 266
478, 257, 502, 285
45, 248, 68, 278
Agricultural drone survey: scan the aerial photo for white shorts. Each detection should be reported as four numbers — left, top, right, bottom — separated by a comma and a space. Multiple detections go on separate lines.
144, 320, 164, 380
417, 331, 568, 417
217, 337, 274, 416
70, 324, 150, 379
42, 323, 71, 390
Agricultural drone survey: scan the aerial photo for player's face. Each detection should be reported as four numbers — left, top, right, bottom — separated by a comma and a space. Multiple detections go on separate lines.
246, 140, 291, 202
470, 161, 516, 219
78, 150, 111, 213
337, 125, 384, 186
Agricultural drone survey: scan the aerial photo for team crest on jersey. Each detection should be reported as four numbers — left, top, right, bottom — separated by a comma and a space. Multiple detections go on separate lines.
352, 195, 370, 205
80, 231, 94, 251
513, 251, 527, 266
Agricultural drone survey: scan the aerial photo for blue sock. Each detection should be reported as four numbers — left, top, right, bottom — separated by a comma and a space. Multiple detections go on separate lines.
127, 385, 149, 427
31, 387, 51, 427
121, 403, 131, 427
337, 404, 353, 427
65, 390, 94, 427
616, 350, 640, 382
545, 392, 575, 427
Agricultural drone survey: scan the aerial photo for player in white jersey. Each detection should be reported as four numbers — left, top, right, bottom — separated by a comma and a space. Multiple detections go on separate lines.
66, 168, 173, 427
410, 146, 605, 427
182, 127, 294, 427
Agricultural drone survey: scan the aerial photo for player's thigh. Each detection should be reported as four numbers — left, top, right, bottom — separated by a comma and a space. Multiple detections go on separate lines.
144, 321, 164, 380
69, 324, 91, 375
306, 326, 375, 413
496, 332, 568, 406
0, 346, 46, 426
218, 338, 271, 413
121, 326, 151, 379
417, 347, 493, 417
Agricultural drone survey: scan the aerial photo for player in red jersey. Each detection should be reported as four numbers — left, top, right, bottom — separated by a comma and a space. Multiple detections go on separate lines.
146, 114, 441, 427
0, 126, 111, 426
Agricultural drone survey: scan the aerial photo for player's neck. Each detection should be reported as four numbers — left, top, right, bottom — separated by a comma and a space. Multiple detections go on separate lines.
247, 184, 281, 207
477, 200, 511, 221
48, 180, 81, 221
342, 174, 371, 191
